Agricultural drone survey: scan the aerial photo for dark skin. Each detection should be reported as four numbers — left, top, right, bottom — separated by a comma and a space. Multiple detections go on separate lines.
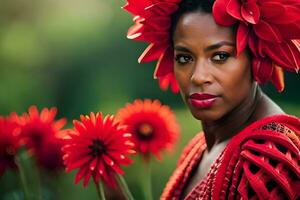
172, 12, 284, 198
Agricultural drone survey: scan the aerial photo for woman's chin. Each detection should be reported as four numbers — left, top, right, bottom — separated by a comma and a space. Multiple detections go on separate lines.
189, 109, 224, 122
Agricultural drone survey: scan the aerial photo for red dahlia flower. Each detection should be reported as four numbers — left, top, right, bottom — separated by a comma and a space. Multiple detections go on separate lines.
62, 112, 134, 188
123, 0, 181, 93
18, 105, 67, 171
117, 99, 179, 160
213, 0, 300, 91
0, 115, 21, 176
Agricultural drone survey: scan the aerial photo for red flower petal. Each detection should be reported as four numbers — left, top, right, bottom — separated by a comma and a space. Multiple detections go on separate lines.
127, 18, 145, 39
252, 57, 273, 84
277, 22, 300, 39
170, 78, 180, 93
154, 46, 174, 77
236, 23, 250, 56
241, 1, 260, 24
213, 0, 237, 26
259, 2, 284, 21
145, 2, 179, 16
271, 65, 285, 92
260, 2, 300, 24
257, 39, 265, 58
107, 152, 132, 165
74, 121, 86, 134
40, 107, 56, 122
28, 106, 39, 119
248, 33, 259, 57
138, 43, 166, 63
292, 39, 300, 52
128, 31, 169, 43
158, 73, 180, 93
262, 40, 300, 72
53, 118, 67, 131
226, 0, 243, 21
66, 156, 91, 172
83, 171, 92, 187
122, 0, 152, 16
75, 165, 89, 185
89, 158, 98, 171
253, 20, 282, 42
144, 16, 171, 31
110, 161, 124, 174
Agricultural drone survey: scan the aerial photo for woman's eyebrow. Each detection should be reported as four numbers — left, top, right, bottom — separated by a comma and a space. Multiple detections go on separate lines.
174, 41, 235, 53
204, 41, 235, 52
174, 45, 191, 52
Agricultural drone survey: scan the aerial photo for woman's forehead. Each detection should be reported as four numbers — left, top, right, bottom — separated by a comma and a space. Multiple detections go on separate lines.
173, 12, 235, 46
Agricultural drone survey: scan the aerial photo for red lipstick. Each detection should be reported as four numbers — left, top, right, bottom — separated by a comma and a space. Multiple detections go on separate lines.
189, 93, 217, 109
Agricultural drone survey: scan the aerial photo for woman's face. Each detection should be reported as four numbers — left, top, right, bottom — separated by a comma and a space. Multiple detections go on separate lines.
173, 12, 252, 122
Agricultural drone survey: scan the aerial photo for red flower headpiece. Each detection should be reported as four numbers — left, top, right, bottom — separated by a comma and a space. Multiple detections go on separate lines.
124, 0, 300, 92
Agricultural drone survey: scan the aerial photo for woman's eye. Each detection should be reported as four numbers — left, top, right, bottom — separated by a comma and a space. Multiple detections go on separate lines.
175, 55, 193, 64
211, 52, 230, 62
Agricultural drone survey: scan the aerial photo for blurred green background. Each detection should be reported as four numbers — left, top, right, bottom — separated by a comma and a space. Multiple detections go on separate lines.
0, 0, 299, 199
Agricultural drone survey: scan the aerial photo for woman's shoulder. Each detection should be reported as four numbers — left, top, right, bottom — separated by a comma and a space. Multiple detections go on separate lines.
245, 113, 300, 138
213, 114, 300, 200
256, 114, 300, 146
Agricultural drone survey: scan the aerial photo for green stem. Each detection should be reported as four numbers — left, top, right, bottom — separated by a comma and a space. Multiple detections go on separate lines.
143, 162, 153, 200
12, 191, 20, 200
35, 168, 42, 200
96, 182, 106, 200
116, 174, 135, 200
15, 156, 30, 200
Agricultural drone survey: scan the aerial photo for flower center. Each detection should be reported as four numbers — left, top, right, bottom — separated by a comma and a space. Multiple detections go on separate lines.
137, 123, 154, 140
88, 139, 106, 157
28, 129, 44, 148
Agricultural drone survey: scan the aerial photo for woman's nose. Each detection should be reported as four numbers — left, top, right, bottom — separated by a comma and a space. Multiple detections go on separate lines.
191, 60, 213, 86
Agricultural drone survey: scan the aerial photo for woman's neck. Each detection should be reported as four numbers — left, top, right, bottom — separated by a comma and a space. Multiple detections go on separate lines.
201, 83, 262, 151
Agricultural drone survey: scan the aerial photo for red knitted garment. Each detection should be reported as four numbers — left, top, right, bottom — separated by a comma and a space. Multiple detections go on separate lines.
161, 115, 300, 200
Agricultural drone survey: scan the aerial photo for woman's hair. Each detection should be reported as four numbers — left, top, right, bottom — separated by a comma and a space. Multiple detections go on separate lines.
171, 0, 216, 38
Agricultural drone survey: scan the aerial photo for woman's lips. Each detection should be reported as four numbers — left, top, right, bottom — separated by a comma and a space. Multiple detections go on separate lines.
188, 93, 217, 109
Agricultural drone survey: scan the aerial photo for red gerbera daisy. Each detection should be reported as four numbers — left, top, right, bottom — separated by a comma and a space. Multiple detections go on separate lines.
116, 99, 179, 160
62, 112, 135, 188
0, 115, 21, 176
17, 105, 67, 171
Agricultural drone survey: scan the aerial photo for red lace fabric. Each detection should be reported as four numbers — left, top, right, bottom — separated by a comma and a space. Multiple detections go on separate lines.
161, 115, 300, 200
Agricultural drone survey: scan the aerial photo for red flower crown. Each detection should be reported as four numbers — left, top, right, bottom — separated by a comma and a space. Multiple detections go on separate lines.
124, 0, 300, 93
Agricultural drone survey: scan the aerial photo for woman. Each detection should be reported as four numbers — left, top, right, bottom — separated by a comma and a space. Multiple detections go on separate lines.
124, 0, 300, 199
